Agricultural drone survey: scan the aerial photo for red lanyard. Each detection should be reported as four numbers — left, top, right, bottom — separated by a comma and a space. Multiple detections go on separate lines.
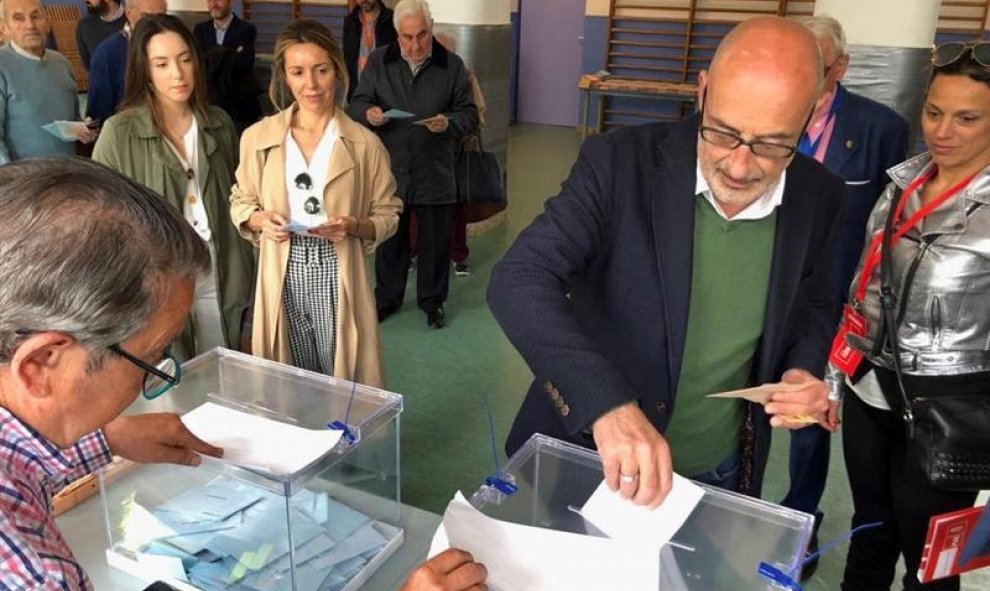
851, 168, 975, 305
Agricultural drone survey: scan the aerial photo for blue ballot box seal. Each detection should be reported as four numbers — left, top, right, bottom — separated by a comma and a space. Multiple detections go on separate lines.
758, 521, 883, 590
327, 420, 357, 445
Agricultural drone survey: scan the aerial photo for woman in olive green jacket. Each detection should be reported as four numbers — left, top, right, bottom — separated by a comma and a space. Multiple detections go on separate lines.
93, 14, 254, 360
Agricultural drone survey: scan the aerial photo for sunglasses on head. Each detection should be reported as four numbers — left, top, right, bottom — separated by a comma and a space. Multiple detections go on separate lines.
932, 41, 990, 68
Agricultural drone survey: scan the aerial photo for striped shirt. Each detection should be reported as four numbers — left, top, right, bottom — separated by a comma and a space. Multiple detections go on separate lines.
0, 407, 112, 590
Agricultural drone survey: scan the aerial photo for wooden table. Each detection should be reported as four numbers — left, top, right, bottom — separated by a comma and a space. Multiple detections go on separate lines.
578, 75, 698, 139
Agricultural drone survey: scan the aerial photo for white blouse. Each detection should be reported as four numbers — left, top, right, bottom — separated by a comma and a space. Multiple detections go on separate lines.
285, 117, 339, 230
164, 119, 211, 242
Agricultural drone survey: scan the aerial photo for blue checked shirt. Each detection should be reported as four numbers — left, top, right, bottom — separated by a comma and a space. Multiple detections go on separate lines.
0, 407, 112, 590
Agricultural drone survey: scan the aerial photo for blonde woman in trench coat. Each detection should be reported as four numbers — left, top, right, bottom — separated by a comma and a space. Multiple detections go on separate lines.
230, 19, 400, 387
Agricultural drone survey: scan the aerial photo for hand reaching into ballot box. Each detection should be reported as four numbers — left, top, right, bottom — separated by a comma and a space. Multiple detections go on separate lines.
592, 402, 673, 509
400, 549, 488, 591
103, 413, 223, 466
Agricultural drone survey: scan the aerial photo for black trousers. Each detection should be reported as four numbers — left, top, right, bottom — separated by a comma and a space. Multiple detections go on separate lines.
841, 367, 985, 591
375, 204, 453, 313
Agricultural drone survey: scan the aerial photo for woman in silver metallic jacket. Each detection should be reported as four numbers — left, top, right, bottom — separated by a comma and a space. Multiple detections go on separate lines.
826, 44, 990, 591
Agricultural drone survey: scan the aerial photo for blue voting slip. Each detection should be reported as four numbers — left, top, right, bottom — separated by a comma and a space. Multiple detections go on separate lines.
382, 108, 415, 119
305, 522, 387, 571
292, 489, 330, 525
323, 497, 370, 543
285, 220, 312, 234
133, 487, 395, 591
207, 505, 325, 571
156, 479, 263, 523
268, 534, 335, 573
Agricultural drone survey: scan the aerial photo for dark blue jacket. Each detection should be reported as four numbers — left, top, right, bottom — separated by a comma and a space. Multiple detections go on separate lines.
488, 116, 846, 495
823, 84, 909, 304
86, 31, 127, 124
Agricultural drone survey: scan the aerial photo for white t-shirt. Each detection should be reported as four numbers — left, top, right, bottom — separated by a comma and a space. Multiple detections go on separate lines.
285, 117, 339, 229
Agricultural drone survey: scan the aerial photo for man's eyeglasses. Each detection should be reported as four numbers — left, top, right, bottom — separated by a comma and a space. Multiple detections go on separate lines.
697, 88, 801, 160
294, 173, 322, 215
698, 127, 798, 159
108, 344, 181, 400
933, 41, 990, 68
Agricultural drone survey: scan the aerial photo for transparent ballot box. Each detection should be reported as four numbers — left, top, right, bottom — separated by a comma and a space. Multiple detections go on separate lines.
469, 435, 814, 590
99, 348, 403, 591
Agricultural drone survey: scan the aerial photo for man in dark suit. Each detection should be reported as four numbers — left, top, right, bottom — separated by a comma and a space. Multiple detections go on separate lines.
193, 0, 261, 133
343, 0, 397, 100
488, 17, 845, 508
783, 15, 910, 579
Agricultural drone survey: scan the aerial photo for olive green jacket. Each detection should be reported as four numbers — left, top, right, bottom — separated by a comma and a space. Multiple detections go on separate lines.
93, 105, 256, 360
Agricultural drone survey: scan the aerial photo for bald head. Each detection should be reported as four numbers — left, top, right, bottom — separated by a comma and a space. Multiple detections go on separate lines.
707, 17, 823, 109
695, 17, 824, 217
126, 0, 167, 28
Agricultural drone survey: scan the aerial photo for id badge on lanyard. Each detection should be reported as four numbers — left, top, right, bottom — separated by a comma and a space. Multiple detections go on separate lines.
830, 304, 867, 374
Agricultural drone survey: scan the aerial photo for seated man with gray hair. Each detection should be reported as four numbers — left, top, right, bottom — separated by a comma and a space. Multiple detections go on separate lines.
0, 157, 223, 589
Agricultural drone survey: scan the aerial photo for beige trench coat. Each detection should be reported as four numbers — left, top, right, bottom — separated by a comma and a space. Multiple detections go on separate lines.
230, 106, 401, 387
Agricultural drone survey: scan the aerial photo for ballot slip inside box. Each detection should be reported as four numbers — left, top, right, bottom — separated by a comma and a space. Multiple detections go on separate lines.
99, 348, 404, 591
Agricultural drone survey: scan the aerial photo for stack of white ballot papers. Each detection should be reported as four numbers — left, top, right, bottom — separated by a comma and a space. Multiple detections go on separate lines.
114, 478, 398, 591
430, 475, 705, 591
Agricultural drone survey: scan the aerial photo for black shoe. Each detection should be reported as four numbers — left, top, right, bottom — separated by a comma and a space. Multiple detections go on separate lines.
377, 304, 399, 323
426, 306, 446, 329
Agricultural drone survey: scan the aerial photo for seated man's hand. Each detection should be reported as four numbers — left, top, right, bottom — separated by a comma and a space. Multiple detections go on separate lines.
592, 402, 672, 508
103, 413, 223, 466
764, 368, 832, 430
400, 548, 487, 591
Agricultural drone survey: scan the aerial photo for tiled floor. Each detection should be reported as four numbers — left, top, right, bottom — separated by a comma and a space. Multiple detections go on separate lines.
381, 122, 990, 590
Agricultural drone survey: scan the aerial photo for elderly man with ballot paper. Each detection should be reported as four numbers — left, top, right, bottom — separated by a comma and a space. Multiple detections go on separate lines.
347, 0, 478, 330
0, 0, 95, 163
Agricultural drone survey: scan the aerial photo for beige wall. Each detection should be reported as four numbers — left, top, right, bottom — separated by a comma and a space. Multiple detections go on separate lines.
431, 0, 511, 25
816, 0, 940, 48
169, 0, 348, 10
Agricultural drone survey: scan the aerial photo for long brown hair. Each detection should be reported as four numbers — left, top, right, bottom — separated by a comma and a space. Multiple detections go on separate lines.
119, 14, 209, 130
269, 18, 350, 111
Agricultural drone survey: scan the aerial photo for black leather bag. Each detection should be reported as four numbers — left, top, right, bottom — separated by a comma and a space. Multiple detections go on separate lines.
910, 394, 990, 489
879, 189, 990, 491
455, 135, 505, 205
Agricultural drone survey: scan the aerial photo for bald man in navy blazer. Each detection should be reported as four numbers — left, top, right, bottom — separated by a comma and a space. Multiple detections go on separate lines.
488, 18, 846, 506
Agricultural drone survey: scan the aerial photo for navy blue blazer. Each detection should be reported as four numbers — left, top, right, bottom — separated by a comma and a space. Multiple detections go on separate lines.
488, 116, 846, 495
86, 31, 127, 124
823, 84, 909, 304
193, 14, 256, 71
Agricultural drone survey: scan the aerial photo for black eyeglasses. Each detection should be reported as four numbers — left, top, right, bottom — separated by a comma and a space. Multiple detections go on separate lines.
12, 329, 180, 400
933, 42, 990, 68
294, 172, 322, 215
108, 344, 181, 400
697, 88, 806, 160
